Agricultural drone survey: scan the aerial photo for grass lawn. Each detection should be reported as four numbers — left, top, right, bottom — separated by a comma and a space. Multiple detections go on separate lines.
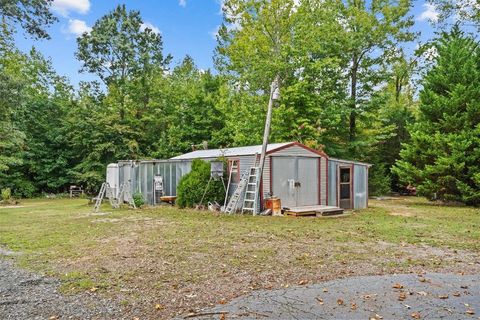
0, 197, 479, 318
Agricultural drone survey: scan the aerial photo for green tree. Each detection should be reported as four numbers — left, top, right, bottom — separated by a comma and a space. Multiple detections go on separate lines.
76, 4, 170, 85
0, 0, 57, 39
393, 28, 480, 205
429, 0, 480, 29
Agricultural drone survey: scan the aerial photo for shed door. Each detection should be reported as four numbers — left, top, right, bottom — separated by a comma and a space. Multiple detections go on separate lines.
271, 157, 296, 208
297, 158, 318, 206
272, 156, 319, 208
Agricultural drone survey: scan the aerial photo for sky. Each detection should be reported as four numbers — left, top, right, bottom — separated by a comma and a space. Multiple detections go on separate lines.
13, 0, 440, 86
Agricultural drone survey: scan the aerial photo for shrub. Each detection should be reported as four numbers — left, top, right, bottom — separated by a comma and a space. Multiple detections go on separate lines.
1, 188, 17, 205
1, 188, 12, 202
132, 192, 145, 208
176, 159, 225, 208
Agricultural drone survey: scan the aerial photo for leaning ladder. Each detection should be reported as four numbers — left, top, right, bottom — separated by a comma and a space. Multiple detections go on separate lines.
93, 182, 114, 212
223, 160, 238, 210
224, 170, 249, 214
117, 181, 136, 209
241, 166, 260, 214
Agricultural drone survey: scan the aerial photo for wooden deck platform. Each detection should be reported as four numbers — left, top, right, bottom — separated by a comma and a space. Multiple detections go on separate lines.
284, 205, 344, 217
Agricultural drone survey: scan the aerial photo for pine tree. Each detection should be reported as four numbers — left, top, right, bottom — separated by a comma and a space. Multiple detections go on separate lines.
393, 27, 480, 205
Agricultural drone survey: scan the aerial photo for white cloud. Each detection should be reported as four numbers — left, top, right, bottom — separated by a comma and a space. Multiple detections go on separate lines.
140, 22, 161, 35
179, 0, 187, 7
417, 3, 439, 22
209, 25, 221, 40
52, 0, 90, 17
66, 19, 91, 36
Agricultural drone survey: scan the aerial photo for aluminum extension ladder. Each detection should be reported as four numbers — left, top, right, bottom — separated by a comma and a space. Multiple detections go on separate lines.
241, 166, 260, 214
223, 170, 250, 214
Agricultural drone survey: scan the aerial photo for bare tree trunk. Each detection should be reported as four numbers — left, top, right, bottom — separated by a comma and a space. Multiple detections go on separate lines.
349, 56, 358, 142
255, 75, 280, 215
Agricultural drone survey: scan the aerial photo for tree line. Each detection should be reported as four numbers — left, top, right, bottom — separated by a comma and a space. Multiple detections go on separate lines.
0, 0, 479, 205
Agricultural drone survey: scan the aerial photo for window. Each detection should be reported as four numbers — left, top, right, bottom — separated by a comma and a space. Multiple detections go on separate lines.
228, 159, 240, 183
339, 167, 351, 200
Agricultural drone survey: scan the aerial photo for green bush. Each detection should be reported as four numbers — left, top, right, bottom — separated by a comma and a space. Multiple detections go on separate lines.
133, 192, 145, 207
1, 188, 11, 202
1, 188, 17, 205
176, 159, 225, 208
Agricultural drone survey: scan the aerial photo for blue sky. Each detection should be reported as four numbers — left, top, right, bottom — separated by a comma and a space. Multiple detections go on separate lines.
14, 0, 439, 86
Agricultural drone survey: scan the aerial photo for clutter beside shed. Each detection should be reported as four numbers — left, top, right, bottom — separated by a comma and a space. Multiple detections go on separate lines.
100, 141, 371, 215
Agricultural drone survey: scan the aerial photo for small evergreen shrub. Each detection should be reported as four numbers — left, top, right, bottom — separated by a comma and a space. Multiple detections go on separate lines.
133, 192, 145, 207
176, 159, 225, 208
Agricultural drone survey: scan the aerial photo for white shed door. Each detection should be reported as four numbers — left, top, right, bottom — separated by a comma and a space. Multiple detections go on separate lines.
272, 157, 319, 208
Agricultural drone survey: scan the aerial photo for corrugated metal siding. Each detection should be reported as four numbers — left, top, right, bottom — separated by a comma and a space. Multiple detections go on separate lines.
328, 160, 338, 206
320, 157, 327, 205
353, 164, 367, 209
117, 160, 192, 206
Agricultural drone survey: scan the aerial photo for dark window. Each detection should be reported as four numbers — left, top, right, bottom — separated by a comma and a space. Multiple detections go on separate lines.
339, 167, 351, 200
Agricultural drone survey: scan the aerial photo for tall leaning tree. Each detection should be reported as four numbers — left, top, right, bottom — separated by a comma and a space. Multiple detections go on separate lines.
216, 0, 300, 213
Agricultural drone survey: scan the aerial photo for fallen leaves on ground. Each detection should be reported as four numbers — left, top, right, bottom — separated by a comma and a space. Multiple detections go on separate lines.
466, 308, 475, 315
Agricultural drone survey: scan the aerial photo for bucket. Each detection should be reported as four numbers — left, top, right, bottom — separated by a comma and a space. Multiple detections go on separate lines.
265, 197, 282, 216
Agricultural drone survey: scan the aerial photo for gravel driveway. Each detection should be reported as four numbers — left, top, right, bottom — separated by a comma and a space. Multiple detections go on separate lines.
0, 254, 119, 320
184, 273, 480, 320
2, 248, 479, 320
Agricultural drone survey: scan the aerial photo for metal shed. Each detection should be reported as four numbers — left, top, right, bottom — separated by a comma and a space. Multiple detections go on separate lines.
327, 158, 370, 210
106, 141, 371, 210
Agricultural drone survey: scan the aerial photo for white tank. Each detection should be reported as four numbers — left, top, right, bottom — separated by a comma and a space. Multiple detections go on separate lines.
106, 163, 119, 198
